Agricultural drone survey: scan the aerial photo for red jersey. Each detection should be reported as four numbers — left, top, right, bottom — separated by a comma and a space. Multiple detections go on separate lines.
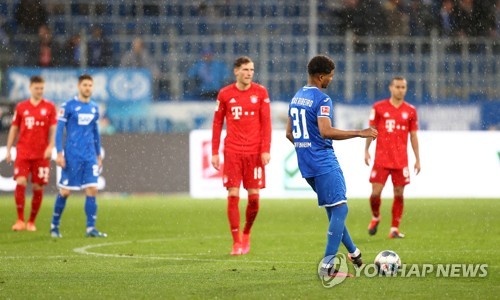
212, 83, 272, 155
12, 99, 57, 160
369, 99, 418, 169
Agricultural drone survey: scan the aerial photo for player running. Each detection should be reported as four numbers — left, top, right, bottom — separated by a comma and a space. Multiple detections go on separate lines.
211, 56, 272, 255
6, 75, 57, 231
286, 55, 377, 277
50, 74, 106, 238
365, 76, 421, 238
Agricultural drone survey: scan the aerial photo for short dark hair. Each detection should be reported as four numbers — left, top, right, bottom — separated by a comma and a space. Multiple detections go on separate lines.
308, 55, 335, 76
30, 75, 44, 85
78, 74, 93, 83
234, 56, 252, 68
390, 76, 406, 84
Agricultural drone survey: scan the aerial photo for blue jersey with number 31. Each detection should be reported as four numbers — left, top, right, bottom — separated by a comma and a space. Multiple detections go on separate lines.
288, 86, 340, 178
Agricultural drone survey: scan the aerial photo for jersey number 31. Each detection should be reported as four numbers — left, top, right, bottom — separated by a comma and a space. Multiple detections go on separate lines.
290, 107, 309, 139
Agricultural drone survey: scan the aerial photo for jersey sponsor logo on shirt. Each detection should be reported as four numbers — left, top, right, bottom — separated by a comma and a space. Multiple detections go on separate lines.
250, 95, 258, 104
78, 113, 95, 125
231, 106, 243, 120
320, 106, 330, 116
385, 119, 396, 132
25, 116, 35, 129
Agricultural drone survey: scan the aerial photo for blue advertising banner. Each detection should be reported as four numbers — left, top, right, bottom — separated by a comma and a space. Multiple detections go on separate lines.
7, 68, 152, 103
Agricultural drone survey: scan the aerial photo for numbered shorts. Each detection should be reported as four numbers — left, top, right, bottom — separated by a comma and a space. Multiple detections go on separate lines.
223, 152, 265, 189
369, 165, 410, 186
306, 168, 347, 207
58, 160, 99, 190
14, 158, 51, 185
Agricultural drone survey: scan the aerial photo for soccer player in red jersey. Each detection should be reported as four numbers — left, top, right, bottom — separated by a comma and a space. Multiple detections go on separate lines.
364, 76, 421, 238
5, 75, 57, 231
211, 56, 272, 255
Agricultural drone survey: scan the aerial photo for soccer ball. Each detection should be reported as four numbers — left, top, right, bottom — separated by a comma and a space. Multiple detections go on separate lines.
374, 250, 401, 276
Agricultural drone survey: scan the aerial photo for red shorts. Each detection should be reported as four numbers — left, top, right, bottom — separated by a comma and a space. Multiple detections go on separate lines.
222, 152, 265, 189
369, 165, 410, 186
14, 158, 51, 185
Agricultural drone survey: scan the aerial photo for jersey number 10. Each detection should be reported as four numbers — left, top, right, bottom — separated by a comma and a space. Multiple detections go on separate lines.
290, 107, 310, 139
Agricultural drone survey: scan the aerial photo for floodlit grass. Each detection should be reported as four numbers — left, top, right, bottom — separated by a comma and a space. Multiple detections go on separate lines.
0, 195, 499, 299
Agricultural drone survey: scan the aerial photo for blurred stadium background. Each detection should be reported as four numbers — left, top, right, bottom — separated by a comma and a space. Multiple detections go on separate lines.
0, 0, 499, 195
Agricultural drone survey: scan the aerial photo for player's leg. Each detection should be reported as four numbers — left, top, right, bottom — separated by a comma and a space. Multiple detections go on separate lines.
27, 159, 51, 231
51, 160, 79, 238
51, 188, 71, 238
368, 165, 389, 235
82, 161, 106, 237
223, 152, 243, 255
389, 167, 410, 238
12, 159, 30, 230
241, 154, 265, 254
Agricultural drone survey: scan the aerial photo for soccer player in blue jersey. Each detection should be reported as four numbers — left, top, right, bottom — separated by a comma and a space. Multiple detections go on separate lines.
50, 74, 107, 238
286, 55, 378, 277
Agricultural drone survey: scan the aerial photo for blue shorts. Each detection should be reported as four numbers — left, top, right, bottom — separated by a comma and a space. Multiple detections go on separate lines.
58, 160, 99, 190
306, 168, 347, 207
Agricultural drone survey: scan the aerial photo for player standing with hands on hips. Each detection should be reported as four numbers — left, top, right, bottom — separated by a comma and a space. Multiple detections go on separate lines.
6, 75, 57, 231
50, 74, 107, 238
365, 76, 420, 239
211, 56, 272, 256
286, 55, 377, 277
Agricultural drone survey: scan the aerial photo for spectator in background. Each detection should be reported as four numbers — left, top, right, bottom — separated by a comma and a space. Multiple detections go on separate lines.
63, 33, 82, 67
187, 48, 230, 100
14, 0, 48, 34
99, 115, 116, 135
383, 0, 409, 36
473, 0, 496, 37
120, 37, 159, 78
439, 0, 455, 36
451, 0, 476, 37
23, 25, 62, 67
87, 26, 112, 67
407, 0, 435, 36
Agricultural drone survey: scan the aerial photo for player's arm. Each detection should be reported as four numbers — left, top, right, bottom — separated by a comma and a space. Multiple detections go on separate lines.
55, 120, 66, 168
410, 130, 420, 175
5, 125, 19, 163
285, 117, 294, 144
260, 92, 271, 166
44, 125, 56, 160
318, 117, 377, 140
93, 115, 102, 169
211, 97, 225, 170
364, 126, 376, 166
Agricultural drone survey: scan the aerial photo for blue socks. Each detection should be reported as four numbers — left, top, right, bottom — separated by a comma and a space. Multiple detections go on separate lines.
323, 204, 357, 263
51, 194, 67, 227
85, 196, 97, 228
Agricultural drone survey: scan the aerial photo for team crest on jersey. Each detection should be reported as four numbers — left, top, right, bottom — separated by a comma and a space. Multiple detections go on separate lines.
250, 96, 258, 104
402, 112, 408, 119
41, 108, 47, 116
320, 106, 330, 115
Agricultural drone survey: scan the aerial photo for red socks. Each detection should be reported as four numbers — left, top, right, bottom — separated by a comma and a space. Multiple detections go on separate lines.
243, 194, 260, 235
227, 196, 241, 244
392, 196, 404, 228
369, 195, 381, 218
29, 189, 44, 223
14, 185, 26, 221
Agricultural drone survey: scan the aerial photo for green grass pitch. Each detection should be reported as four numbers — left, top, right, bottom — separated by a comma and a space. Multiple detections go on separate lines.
0, 195, 499, 299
